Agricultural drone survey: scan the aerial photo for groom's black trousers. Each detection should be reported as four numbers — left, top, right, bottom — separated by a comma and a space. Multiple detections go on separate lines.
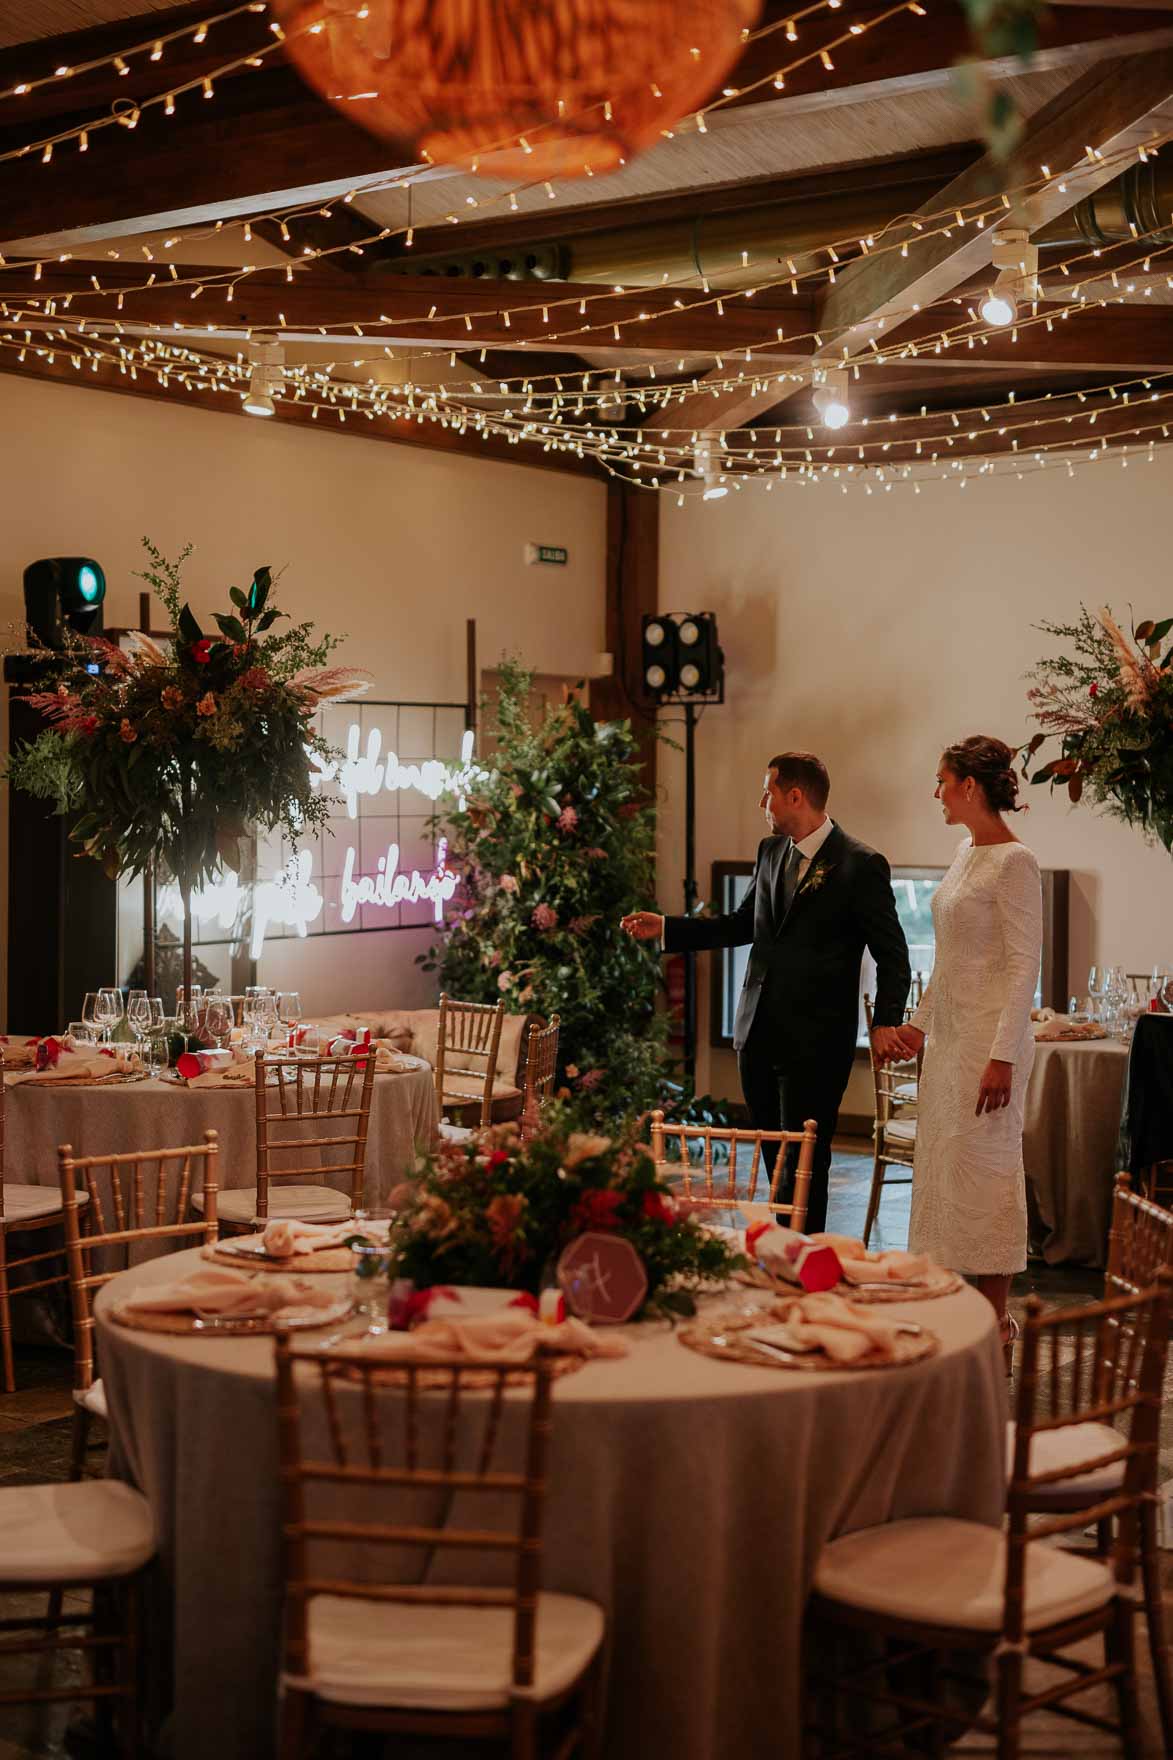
736, 1015, 856, 1236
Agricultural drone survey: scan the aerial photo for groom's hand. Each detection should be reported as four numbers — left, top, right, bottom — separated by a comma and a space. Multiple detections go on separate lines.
620, 910, 665, 941
871, 1026, 913, 1066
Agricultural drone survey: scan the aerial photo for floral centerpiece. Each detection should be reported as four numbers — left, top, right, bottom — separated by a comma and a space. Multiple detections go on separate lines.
1025, 606, 1173, 850
4, 540, 366, 995
420, 658, 667, 1117
390, 1110, 744, 1319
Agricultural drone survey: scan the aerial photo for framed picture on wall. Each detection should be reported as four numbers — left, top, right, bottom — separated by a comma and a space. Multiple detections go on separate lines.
708, 860, 1070, 1050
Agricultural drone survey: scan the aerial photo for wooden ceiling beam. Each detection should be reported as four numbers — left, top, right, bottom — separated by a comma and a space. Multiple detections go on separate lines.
874, 302, 1173, 371
0, 262, 816, 357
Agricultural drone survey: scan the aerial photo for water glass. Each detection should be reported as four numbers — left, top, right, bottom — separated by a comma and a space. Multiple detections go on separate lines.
144, 1031, 169, 1077
1087, 966, 1107, 1022
65, 1020, 89, 1047
350, 1238, 395, 1332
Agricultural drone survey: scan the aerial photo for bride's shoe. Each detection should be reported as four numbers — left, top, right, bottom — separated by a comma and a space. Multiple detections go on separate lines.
1000, 1311, 1019, 1376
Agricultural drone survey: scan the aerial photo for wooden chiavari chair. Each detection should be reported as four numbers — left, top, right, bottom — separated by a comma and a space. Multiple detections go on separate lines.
650, 1110, 819, 1233
0, 1060, 91, 1393
860, 993, 919, 1248
60, 1132, 220, 1480
273, 1335, 606, 1760
519, 1014, 560, 1141
807, 1274, 1172, 1760
192, 1051, 375, 1232
435, 993, 512, 1130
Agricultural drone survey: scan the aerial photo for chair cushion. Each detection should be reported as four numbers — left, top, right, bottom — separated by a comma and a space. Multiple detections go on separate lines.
813, 1516, 1114, 1633
1006, 1419, 1126, 1505
0, 1481, 155, 1584
883, 1119, 917, 1148
891, 1082, 918, 1102
296, 1590, 605, 1710
3, 1184, 90, 1225
73, 1380, 108, 1421
192, 1185, 352, 1224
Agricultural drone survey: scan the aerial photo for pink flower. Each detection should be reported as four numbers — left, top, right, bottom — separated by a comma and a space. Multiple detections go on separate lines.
564, 1063, 580, 1080
499, 874, 519, 894
578, 1068, 604, 1092
196, 692, 216, 717
119, 718, 137, 744
557, 805, 578, 832
531, 903, 558, 932
190, 638, 214, 665
161, 686, 184, 712
498, 971, 515, 991
487, 949, 502, 967
568, 914, 598, 936
584, 847, 607, 860
510, 783, 524, 799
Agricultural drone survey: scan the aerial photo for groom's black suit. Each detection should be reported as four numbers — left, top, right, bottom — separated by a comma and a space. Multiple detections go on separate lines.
663, 823, 911, 1233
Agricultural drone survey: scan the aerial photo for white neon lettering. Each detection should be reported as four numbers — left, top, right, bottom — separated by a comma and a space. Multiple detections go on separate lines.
309, 725, 482, 816
340, 837, 457, 925
249, 850, 324, 958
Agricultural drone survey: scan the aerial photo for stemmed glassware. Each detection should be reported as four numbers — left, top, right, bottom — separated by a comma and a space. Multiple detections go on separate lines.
126, 989, 151, 1050
203, 995, 233, 1050
81, 992, 101, 1042
149, 998, 166, 1031
1087, 967, 1107, 1023
97, 987, 123, 1044
277, 991, 303, 1037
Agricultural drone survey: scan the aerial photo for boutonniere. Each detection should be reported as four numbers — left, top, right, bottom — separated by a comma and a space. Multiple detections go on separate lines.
797, 862, 835, 899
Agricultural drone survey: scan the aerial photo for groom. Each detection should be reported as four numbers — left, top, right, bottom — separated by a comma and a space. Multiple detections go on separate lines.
622, 752, 911, 1234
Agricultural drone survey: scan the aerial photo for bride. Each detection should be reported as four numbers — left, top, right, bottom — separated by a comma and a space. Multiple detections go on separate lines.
893, 735, 1043, 1355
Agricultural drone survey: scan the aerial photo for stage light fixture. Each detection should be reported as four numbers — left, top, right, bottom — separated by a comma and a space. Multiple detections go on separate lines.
640, 612, 723, 702
812, 367, 850, 429
244, 338, 285, 418
21, 557, 106, 650
641, 613, 679, 695
980, 228, 1038, 330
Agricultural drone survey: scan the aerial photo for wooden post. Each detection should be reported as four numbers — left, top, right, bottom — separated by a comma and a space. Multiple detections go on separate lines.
465, 617, 477, 738
142, 857, 156, 998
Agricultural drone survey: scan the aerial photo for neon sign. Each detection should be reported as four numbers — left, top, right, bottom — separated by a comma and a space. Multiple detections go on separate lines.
339, 837, 457, 924
309, 725, 483, 818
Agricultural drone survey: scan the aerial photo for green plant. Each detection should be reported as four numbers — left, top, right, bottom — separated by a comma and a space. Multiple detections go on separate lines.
390, 1108, 744, 1319
5, 538, 365, 992
1024, 605, 1173, 849
419, 658, 668, 1116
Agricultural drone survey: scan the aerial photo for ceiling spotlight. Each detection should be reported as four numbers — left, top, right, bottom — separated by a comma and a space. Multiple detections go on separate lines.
243, 337, 285, 418
694, 434, 728, 501
812, 367, 850, 429
980, 228, 1038, 330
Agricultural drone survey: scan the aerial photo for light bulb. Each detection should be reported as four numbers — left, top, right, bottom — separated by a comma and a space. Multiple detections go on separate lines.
645, 664, 666, 690
644, 620, 666, 647
702, 484, 728, 500
244, 387, 275, 417
822, 399, 850, 430
679, 620, 700, 645
813, 368, 850, 429
980, 289, 1016, 327
680, 663, 701, 689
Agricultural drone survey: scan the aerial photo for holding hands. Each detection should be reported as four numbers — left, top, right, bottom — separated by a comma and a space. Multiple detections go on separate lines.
872, 1024, 923, 1067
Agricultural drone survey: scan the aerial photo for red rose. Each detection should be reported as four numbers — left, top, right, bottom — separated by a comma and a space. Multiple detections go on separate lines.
642, 1189, 678, 1226
572, 1188, 624, 1232
1089, 682, 1099, 698
190, 639, 214, 665
486, 1148, 511, 1170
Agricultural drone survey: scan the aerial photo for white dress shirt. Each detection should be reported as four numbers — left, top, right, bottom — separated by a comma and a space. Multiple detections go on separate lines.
791, 815, 834, 884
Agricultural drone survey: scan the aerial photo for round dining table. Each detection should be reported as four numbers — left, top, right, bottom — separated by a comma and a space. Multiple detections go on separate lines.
95, 1250, 1006, 1760
1023, 1038, 1130, 1266
5, 1065, 439, 1209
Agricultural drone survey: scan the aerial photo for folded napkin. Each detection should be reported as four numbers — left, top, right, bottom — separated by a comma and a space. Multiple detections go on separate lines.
183, 1064, 255, 1088
261, 1217, 378, 1257
122, 1266, 337, 1318
806, 1233, 934, 1285
0, 1034, 39, 1068
6, 1046, 142, 1086
1033, 1017, 1107, 1042
761, 1292, 903, 1364
352, 1307, 629, 1365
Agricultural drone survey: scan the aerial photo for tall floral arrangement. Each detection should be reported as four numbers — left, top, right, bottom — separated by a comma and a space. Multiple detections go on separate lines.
1025, 605, 1173, 849
4, 539, 366, 994
420, 659, 667, 1116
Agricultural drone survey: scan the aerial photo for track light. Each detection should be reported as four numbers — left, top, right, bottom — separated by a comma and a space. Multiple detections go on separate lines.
694, 435, 728, 500
980, 229, 1038, 330
812, 367, 850, 429
243, 338, 285, 418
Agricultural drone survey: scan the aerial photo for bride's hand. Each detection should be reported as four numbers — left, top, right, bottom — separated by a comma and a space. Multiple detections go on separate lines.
975, 1059, 1014, 1115
871, 1026, 916, 1066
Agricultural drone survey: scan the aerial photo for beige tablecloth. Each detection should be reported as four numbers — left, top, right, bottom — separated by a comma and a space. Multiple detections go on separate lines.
4, 1068, 439, 1210
95, 1250, 1006, 1760
1023, 1039, 1129, 1266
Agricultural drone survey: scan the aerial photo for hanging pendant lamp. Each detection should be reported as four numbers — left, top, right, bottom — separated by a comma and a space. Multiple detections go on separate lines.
271, 0, 761, 180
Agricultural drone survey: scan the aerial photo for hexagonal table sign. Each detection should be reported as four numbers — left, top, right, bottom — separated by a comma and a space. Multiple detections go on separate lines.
557, 1232, 648, 1324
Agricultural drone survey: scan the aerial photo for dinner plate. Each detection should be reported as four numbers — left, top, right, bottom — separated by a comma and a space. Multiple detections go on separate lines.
109, 1293, 354, 1336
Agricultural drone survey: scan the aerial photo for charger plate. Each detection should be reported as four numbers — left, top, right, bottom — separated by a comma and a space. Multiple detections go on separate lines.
203, 1237, 373, 1273
5, 1070, 149, 1088
833, 1266, 962, 1304
109, 1294, 353, 1335
678, 1303, 939, 1372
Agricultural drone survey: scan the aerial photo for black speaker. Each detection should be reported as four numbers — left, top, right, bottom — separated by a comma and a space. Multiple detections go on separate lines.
5, 694, 117, 1031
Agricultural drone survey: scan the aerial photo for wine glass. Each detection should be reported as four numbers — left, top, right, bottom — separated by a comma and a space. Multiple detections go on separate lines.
203, 995, 233, 1049
1161, 974, 1173, 1015
126, 989, 150, 1048
1087, 966, 1107, 1022
97, 987, 122, 1044
277, 991, 302, 1032
81, 992, 101, 1041
149, 997, 165, 1030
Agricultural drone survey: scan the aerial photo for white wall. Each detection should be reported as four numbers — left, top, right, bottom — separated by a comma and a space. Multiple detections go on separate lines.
0, 373, 606, 1022
658, 455, 1173, 1103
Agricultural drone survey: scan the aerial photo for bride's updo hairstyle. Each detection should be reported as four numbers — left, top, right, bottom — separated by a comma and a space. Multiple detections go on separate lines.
941, 735, 1026, 814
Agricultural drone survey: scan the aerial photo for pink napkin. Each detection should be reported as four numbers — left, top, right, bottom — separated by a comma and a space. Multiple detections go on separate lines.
762, 1291, 903, 1363
353, 1308, 629, 1364
261, 1218, 373, 1257
807, 1233, 934, 1285
122, 1266, 337, 1317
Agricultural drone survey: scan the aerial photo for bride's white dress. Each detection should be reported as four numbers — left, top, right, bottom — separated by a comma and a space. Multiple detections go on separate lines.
907, 840, 1043, 1276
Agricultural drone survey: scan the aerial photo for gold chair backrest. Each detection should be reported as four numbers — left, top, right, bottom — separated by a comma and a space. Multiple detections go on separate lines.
59, 1131, 220, 1391
863, 993, 921, 1124
435, 993, 506, 1128
520, 1014, 560, 1139
1105, 1172, 1173, 1299
254, 1051, 376, 1220
1006, 1275, 1171, 1641
649, 1110, 818, 1233
274, 1336, 558, 1691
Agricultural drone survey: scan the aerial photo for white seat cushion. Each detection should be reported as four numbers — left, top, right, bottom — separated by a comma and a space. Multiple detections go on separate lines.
192, 1185, 352, 1225
891, 1082, 919, 1102
73, 1379, 107, 1421
883, 1119, 917, 1148
295, 1591, 605, 1711
814, 1516, 1114, 1633
1006, 1419, 1126, 1504
0, 1481, 154, 1584
3, 1184, 89, 1225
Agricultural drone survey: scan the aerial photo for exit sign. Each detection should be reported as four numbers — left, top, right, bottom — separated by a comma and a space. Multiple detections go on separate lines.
524, 543, 568, 566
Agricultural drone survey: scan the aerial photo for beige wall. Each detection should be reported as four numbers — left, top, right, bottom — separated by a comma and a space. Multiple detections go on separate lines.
0, 373, 606, 1021
657, 455, 1173, 1105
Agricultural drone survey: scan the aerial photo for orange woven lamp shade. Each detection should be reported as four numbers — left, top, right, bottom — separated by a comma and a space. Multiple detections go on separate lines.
271, 0, 761, 180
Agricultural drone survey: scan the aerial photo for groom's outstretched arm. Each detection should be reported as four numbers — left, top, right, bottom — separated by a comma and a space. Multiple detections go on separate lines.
661, 839, 767, 953
857, 853, 912, 1028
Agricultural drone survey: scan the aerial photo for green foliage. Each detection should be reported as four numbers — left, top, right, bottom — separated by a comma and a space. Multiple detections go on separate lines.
390, 1109, 743, 1318
4, 539, 352, 895
419, 658, 668, 1117
1025, 605, 1173, 852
